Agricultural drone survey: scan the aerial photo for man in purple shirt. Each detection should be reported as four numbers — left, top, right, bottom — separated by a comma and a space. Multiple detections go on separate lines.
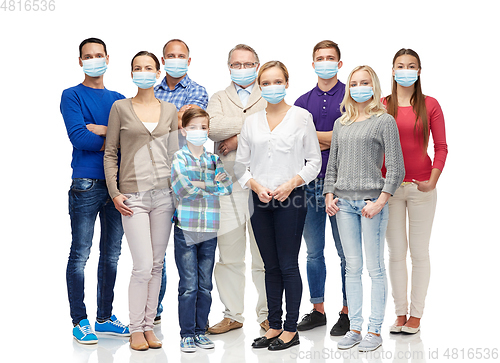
294, 40, 349, 336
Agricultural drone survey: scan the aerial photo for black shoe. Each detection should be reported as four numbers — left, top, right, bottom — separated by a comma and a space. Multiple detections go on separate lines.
330, 312, 350, 336
268, 332, 300, 351
296, 310, 326, 331
252, 332, 282, 348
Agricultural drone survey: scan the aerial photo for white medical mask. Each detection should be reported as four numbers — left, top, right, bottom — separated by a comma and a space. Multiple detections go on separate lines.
164, 59, 189, 78
394, 69, 418, 87
132, 72, 157, 89
82, 58, 107, 77
314, 61, 338, 79
230, 68, 257, 87
350, 86, 374, 103
186, 130, 208, 146
261, 85, 286, 104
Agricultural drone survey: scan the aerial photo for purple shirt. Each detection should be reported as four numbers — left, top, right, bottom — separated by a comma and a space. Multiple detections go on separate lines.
294, 81, 345, 178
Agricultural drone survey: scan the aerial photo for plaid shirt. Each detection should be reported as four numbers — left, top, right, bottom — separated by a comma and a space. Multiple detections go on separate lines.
171, 145, 232, 232
154, 74, 209, 111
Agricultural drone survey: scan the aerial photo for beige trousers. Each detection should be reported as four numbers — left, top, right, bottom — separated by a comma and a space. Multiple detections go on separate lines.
122, 188, 175, 333
386, 183, 437, 318
214, 190, 268, 324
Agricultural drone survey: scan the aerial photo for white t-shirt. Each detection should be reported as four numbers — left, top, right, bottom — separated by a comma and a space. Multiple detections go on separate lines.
142, 122, 158, 133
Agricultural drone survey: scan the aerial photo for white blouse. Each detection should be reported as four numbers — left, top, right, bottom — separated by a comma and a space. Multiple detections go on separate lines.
235, 106, 321, 191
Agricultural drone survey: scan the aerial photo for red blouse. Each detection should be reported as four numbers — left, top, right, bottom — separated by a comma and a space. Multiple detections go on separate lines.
382, 96, 448, 182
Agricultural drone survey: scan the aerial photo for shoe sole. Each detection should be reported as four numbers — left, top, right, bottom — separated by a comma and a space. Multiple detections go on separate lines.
359, 343, 382, 352
268, 340, 300, 351
95, 331, 131, 337
73, 336, 98, 345
207, 324, 243, 335
338, 341, 361, 350
401, 327, 420, 334
330, 329, 349, 336
181, 347, 196, 353
195, 343, 214, 349
297, 321, 326, 331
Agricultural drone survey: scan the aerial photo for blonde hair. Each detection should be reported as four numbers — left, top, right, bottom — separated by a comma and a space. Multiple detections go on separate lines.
339, 65, 386, 126
257, 61, 289, 85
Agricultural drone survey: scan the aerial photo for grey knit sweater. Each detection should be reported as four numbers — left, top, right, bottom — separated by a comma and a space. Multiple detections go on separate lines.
323, 113, 405, 200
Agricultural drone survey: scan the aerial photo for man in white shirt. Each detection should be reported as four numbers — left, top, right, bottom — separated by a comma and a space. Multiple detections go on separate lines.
206, 44, 268, 334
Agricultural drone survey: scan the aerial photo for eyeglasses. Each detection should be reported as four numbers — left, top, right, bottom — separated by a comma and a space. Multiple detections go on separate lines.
229, 62, 258, 69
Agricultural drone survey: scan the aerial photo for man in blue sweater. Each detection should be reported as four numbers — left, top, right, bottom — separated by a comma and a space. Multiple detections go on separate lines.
60, 38, 129, 344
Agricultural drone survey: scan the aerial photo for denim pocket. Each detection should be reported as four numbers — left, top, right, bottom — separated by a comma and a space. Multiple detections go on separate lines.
71, 178, 96, 192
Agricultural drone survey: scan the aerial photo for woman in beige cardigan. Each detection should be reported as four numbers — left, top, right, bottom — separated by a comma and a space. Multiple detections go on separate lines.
104, 51, 178, 351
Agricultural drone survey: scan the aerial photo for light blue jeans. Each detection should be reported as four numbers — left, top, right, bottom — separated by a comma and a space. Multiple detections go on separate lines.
303, 178, 346, 306
335, 198, 389, 335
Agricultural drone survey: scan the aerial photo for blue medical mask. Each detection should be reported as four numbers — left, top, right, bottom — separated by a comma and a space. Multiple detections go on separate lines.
394, 69, 418, 87
132, 72, 157, 89
350, 86, 374, 103
230, 68, 257, 87
261, 85, 286, 104
82, 58, 107, 77
186, 130, 208, 146
314, 61, 338, 79
164, 59, 189, 78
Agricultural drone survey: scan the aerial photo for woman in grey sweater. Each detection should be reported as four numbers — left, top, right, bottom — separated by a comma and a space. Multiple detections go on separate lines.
324, 65, 404, 352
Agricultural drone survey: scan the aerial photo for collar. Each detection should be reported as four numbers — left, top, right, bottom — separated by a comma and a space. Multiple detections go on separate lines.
314, 79, 344, 96
181, 144, 209, 160
234, 82, 255, 94
158, 73, 191, 91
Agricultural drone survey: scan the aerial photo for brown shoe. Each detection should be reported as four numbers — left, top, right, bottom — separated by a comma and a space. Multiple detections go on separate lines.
144, 330, 162, 349
260, 319, 270, 332
207, 318, 243, 334
129, 332, 149, 351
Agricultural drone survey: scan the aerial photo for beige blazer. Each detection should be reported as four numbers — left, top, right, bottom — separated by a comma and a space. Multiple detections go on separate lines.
207, 83, 266, 192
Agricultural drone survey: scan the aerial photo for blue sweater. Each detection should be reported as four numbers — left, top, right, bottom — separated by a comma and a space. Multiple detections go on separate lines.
61, 83, 125, 179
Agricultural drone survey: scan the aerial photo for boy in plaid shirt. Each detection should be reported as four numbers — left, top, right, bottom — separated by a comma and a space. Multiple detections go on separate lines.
171, 108, 232, 352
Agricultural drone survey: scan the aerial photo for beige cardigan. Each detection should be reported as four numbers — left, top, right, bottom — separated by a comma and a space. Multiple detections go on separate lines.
207, 83, 266, 192
104, 98, 178, 199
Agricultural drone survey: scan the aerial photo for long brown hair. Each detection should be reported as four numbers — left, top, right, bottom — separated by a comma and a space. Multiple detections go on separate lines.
386, 48, 428, 151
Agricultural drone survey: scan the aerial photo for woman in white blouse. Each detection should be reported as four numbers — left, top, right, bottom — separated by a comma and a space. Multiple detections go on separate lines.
235, 61, 321, 351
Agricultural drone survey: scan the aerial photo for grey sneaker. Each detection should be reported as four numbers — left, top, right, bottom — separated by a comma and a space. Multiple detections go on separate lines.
358, 333, 382, 352
337, 331, 362, 349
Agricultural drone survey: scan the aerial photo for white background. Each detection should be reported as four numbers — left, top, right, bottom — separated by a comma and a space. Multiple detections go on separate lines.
0, 0, 498, 362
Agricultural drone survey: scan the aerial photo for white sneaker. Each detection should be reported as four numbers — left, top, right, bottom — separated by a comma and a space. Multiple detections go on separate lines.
337, 331, 362, 349
358, 333, 382, 352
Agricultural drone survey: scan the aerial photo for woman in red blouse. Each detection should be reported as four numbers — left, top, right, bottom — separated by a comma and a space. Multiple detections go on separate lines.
383, 48, 448, 334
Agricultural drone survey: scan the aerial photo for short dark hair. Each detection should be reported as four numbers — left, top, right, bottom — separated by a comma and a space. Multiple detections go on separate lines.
79, 38, 107, 58
312, 40, 341, 60
162, 39, 190, 57
131, 51, 161, 71
182, 108, 210, 128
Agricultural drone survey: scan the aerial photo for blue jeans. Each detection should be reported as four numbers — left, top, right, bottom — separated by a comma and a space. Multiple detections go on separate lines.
303, 178, 346, 306
66, 178, 124, 325
335, 198, 389, 335
250, 188, 306, 332
156, 257, 167, 317
174, 226, 217, 337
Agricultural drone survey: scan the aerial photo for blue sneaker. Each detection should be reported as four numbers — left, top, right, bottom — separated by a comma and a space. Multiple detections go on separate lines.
73, 319, 98, 345
180, 337, 196, 353
95, 315, 130, 337
194, 334, 215, 349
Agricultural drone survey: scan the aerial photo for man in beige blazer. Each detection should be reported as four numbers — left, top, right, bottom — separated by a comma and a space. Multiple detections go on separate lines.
207, 44, 268, 334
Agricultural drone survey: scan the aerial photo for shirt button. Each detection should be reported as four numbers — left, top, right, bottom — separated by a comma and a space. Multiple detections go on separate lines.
323, 106, 326, 109
324, 100, 327, 102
